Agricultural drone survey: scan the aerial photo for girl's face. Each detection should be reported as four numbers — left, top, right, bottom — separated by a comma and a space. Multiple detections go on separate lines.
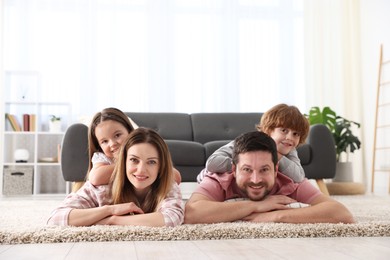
126, 143, 160, 197
269, 127, 300, 156
95, 120, 129, 159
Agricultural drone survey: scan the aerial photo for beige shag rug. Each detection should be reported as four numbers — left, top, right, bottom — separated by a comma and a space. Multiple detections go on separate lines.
1, 195, 389, 244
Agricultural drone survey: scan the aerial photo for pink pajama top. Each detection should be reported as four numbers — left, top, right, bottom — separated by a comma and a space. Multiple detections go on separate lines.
195, 171, 321, 204
47, 181, 185, 227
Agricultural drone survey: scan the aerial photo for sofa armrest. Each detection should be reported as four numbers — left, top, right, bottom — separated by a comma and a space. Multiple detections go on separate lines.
298, 124, 336, 180
61, 123, 89, 182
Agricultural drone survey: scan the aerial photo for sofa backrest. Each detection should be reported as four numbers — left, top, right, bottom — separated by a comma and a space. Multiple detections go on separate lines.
191, 113, 263, 144
126, 112, 193, 141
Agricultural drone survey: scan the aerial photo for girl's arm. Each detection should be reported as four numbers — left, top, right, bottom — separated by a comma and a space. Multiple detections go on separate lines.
173, 167, 182, 184
88, 152, 115, 186
278, 148, 305, 182
89, 163, 115, 185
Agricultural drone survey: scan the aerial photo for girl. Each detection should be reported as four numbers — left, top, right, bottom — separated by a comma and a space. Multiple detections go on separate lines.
73, 107, 181, 192
47, 127, 184, 227
197, 103, 310, 183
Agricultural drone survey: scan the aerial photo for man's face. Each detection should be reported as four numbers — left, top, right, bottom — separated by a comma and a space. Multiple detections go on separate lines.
233, 150, 277, 201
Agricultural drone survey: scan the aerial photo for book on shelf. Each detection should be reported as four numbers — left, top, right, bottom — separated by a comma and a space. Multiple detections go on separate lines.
5, 113, 22, 131
29, 114, 36, 132
23, 114, 30, 131
5, 113, 36, 132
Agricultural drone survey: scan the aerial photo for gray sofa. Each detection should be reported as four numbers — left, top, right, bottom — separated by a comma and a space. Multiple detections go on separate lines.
61, 112, 336, 192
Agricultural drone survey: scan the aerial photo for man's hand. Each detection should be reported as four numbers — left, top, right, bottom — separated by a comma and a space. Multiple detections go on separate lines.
242, 211, 279, 222
253, 195, 296, 213
241, 195, 296, 222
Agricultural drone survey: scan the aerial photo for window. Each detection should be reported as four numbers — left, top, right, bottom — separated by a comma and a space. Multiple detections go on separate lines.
3, 0, 304, 117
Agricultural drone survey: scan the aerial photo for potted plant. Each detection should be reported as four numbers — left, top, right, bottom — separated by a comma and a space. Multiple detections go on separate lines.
306, 106, 361, 181
49, 115, 62, 132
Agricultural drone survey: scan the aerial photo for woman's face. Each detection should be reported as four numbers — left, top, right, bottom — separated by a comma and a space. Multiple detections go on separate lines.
126, 143, 160, 197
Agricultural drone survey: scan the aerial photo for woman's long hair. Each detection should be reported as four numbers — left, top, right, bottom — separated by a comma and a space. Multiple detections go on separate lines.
110, 127, 174, 213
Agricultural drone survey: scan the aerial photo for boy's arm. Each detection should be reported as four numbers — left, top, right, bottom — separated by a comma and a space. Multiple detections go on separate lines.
278, 148, 305, 182
205, 141, 235, 173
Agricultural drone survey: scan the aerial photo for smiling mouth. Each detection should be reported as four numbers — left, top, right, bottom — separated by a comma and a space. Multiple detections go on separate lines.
248, 184, 264, 190
133, 175, 148, 181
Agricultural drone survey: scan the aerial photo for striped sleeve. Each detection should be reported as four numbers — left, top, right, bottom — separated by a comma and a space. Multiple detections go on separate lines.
158, 182, 185, 227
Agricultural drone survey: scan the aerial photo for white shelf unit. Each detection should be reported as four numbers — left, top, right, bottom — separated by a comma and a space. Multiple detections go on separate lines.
2, 101, 71, 195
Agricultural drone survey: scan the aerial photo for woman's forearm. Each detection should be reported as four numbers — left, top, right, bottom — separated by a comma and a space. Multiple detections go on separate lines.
68, 205, 112, 226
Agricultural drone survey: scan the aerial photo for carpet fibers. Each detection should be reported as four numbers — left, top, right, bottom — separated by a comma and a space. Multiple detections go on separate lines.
1, 195, 389, 244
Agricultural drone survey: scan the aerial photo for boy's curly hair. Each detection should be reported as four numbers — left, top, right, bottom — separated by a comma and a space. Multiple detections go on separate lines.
256, 103, 310, 144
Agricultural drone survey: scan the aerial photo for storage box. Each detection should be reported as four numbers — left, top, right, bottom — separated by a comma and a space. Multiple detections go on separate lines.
3, 166, 33, 195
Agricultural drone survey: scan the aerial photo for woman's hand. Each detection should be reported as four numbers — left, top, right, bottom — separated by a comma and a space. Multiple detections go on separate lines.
109, 202, 145, 216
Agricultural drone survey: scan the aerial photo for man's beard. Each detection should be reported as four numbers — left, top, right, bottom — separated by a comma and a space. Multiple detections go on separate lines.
239, 182, 270, 201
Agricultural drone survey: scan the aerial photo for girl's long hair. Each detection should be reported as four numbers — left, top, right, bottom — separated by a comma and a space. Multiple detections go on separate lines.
110, 127, 174, 213
88, 107, 134, 172
72, 107, 134, 192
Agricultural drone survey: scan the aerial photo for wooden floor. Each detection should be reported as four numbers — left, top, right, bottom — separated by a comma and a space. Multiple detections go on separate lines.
1, 236, 390, 259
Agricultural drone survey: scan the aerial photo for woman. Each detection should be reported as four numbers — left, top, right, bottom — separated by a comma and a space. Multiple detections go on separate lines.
47, 127, 184, 227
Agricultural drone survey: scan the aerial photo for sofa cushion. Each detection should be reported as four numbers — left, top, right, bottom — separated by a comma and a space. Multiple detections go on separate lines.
166, 140, 205, 166
191, 113, 262, 144
204, 140, 231, 159
126, 112, 193, 141
174, 166, 205, 182
166, 140, 205, 182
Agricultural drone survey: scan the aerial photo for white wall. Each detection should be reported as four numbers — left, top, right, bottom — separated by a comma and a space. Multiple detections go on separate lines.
0, 0, 4, 194
360, 0, 390, 194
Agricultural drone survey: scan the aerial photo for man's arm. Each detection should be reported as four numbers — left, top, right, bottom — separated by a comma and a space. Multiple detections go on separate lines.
243, 194, 355, 224
184, 193, 296, 224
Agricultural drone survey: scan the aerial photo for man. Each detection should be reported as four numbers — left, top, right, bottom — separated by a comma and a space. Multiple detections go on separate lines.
184, 131, 354, 224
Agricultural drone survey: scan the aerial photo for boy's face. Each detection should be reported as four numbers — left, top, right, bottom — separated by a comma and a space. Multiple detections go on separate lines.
269, 127, 300, 156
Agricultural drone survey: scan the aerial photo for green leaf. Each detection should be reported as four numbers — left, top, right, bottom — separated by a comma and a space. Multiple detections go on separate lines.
307, 106, 361, 162
307, 106, 336, 132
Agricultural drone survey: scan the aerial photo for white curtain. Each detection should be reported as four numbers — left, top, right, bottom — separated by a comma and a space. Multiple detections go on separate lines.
304, 0, 364, 183
3, 0, 305, 117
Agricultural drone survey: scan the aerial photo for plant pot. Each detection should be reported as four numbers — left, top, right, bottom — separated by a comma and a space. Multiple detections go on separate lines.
333, 162, 354, 182
49, 120, 62, 132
